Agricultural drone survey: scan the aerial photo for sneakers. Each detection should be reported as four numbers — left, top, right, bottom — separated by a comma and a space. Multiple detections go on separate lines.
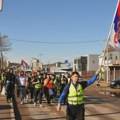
7, 99, 12, 103
34, 102, 36, 106
52, 99, 55, 103
33, 103, 42, 107
39, 104, 43, 108
20, 101, 24, 105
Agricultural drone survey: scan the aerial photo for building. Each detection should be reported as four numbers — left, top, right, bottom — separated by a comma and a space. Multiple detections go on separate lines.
99, 46, 120, 82
31, 58, 42, 72
73, 54, 99, 78
73, 54, 99, 71
43, 61, 73, 74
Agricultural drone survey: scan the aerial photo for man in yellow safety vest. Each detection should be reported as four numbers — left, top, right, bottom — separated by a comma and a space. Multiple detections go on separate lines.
57, 67, 101, 120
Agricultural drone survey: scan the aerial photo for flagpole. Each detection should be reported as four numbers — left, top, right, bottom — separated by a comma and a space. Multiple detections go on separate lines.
101, 0, 120, 83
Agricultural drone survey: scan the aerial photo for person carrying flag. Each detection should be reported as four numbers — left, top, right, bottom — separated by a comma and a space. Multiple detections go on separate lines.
57, 67, 101, 120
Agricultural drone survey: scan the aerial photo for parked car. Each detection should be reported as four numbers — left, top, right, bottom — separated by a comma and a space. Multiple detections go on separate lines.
109, 78, 120, 89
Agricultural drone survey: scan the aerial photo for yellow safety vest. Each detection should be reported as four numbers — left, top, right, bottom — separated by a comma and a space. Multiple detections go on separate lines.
54, 79, 58, 87
35, 79, 42, 88
68, 83, 84, 105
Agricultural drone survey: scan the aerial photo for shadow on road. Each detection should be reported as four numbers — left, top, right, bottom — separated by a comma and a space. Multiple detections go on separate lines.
84, 95, 119, 104
0, 117, 15, 120
86, 111, 120, 117
35, 116, 66, 120
12, 93, 22, 120
0, 105, 12, 109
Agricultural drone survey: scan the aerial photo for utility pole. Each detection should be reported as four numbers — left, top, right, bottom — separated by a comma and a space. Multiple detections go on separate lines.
0, 52, 3, 73
0, 34, 2, 74
38, 54, 42, 69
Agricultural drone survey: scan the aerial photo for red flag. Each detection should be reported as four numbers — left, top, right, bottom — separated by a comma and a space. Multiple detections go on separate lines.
21, 59, 28, 67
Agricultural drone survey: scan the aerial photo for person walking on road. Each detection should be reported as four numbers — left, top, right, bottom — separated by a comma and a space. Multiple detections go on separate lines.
5, 68, 16, 102
27, 73, 34, 103
32, 72, 43, 107
60, 75, 68, 105
18, 71, 27, 104
57, 67, 101, 120
44, 74, 54, 104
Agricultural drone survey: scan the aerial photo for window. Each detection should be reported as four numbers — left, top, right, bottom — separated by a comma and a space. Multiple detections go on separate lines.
110, 54, 113, 60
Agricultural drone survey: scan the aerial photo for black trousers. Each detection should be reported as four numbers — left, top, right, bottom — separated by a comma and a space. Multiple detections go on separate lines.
34, 88, 43, 104
66, 104, 85, 120
44, 87, 50, 104
29, 87, 34, 101
6, 82, 14, 100
0, 82, 4, 92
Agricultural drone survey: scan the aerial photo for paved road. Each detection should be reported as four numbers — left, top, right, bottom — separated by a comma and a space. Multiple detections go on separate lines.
1, 82, 120, 120
16, 92, 120, 120
85, 95, 120, 120
17, 99, 66, 120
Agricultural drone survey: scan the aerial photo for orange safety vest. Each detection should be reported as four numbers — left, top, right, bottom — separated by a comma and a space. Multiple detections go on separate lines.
45, 80, 53, 89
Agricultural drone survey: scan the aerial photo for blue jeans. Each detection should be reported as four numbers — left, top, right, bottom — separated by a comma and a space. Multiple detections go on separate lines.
19, 86, 26, 102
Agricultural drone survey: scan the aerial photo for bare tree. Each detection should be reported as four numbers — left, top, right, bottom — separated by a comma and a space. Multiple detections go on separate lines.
0, 35, 11, 73
0, 35, 11, 52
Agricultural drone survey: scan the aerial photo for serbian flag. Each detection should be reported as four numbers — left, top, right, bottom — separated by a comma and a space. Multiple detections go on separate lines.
21, 59, 29, 67
109, 0, 120, 50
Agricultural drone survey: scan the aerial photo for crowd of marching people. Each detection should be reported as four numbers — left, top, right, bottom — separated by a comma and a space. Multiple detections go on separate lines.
0, 67, 101, 120
0, 68, 69, 107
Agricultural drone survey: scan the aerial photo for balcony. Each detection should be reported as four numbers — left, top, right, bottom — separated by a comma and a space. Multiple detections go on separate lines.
104, 60, 120, 65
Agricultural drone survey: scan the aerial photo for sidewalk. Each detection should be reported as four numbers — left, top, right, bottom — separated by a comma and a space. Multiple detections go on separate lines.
0, 93, 15, 120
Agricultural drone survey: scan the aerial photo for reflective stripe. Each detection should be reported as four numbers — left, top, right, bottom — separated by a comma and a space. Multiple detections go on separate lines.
68, 99, 84, 105
68, 101, 84, 105
68, 97, 83, 103
68, 99, 84, 102
68, 94, 83, 98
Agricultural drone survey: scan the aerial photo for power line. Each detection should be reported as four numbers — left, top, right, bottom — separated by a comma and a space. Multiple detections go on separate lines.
10, 38, 106, 44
